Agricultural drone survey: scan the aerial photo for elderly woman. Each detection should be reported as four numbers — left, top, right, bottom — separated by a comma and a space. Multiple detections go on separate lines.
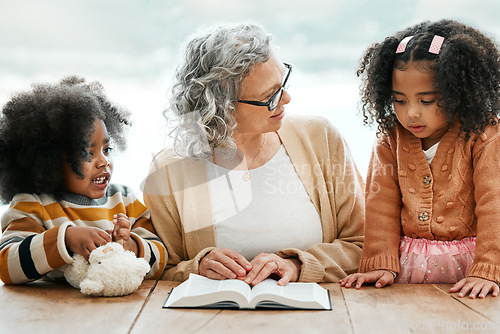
143, 23, 364, 286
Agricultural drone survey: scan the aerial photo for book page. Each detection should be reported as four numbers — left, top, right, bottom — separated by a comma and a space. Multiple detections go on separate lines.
248, 278, 283, 297
248, 279, 331, 310
164, 274, 252, 308
186, 274, 250, 297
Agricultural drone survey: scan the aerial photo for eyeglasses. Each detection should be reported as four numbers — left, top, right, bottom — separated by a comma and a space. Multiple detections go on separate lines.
238, 63, 292, 111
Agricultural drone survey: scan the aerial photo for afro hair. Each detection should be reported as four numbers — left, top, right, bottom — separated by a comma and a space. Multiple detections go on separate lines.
0, 76, 131, 203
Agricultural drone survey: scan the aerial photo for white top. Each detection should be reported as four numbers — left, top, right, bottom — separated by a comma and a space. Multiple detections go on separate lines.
206, 146, 323, 260
423, 142, 440, 164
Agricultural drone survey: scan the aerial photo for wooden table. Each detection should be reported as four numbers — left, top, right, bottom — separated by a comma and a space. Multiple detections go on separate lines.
1, 280, 498, 334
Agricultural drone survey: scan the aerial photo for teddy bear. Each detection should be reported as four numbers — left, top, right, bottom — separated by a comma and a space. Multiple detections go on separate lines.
61, 242, 151, 297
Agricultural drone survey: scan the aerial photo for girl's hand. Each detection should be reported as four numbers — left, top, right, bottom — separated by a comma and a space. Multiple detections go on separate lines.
450, 277, 499, 299
340, 270, 395, 289
244, 253, 301, 286
199, 248, 252, 280
65, 226, 112, 260
112, 213, 138, 255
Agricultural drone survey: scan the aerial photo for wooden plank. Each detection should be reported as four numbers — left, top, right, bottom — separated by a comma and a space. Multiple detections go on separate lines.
199, 283, 352, 334
342, 284, 496, 334
131, 282, 353, 334
131, 281, 224, 333
434, 284, 500, 325
0, 279, 155, 334
6, 279, 498, 334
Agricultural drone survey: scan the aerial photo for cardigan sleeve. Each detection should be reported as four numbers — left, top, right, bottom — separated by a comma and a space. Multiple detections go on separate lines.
467, 130, 500, 281
358, 135, 402, 274
277, 117, 365, 282
142, 154, 215, 281
143, 189, 214, 281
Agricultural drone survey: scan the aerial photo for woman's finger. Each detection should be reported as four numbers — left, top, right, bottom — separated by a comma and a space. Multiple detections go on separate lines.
213, 250, 249, 277
205, 269, 228, 280
210, 258, 240, 279
231, 253, 252, 273
245, 253, 276, 284
250, 261, 278, 286
200, 249, 249, 279
277, 263, 294, 286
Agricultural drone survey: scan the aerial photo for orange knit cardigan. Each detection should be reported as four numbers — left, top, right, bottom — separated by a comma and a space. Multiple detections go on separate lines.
359, 122, 500, 282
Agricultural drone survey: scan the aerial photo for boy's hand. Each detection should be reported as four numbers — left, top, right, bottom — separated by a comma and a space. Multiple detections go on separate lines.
112, 213, 131, 242
450, 277, 499, 299
65, 226, 112, 260
340, 270, 395, 289
112, 213, 138, 256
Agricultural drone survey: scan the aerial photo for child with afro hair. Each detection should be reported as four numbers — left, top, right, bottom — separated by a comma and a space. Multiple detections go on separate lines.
0, 76, 166, 284
340, 19, 500, 299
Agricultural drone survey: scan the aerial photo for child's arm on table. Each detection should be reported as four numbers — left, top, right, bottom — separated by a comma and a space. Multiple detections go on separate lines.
355, 136, 402, 284
453, 129, 500, 299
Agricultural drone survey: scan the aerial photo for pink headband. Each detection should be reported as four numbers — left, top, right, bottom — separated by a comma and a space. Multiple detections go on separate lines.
395, 35, 445, 54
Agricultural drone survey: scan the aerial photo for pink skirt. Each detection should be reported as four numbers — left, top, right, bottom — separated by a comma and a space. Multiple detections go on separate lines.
395, 236, 476, 284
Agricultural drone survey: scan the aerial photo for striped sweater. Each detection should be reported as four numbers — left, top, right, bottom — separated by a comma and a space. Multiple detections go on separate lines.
0, 184, 166, 284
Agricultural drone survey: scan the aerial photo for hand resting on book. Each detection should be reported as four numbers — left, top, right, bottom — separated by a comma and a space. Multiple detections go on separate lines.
244, 253, 301, 286
200, 248, 301, 286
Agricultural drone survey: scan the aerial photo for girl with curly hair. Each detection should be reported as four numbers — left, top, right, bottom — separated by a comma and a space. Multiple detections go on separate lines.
340, 19, 500, 299
0, 76, 166, 284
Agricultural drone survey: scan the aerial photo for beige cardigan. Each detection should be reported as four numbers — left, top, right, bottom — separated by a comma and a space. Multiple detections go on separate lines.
360, 122, 500, 282
143, 114, 365, 282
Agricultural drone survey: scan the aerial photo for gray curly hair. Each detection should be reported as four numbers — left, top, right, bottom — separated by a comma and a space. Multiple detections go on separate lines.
166, 23, 273, 159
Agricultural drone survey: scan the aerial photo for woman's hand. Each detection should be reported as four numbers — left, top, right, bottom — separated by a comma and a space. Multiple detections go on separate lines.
199, 248, 252, 280
244, 253, 301, 286
112, 213, 138, 256
450, 277, 499, 299
339, 270, 394, 289
65, 226, 112, 260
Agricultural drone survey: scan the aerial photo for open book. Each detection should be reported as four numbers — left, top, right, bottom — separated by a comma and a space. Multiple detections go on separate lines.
163, 273, 331, 310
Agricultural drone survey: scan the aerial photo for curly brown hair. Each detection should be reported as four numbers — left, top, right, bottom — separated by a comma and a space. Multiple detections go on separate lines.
358, 19, 500, 137
0, 76, 131, 203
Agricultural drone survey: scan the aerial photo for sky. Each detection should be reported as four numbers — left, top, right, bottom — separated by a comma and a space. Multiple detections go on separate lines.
0, 0, 499, 214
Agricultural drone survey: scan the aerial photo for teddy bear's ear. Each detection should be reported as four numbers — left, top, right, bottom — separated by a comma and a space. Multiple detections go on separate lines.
102, 246, 114, 253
